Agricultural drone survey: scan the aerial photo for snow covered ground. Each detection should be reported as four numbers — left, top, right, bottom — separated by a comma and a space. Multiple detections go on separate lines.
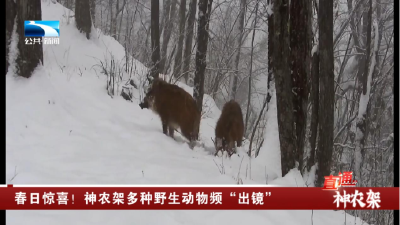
6, 1, 367, 224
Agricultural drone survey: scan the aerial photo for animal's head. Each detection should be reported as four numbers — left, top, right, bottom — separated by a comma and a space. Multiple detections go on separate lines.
139, 89, 155, 110
139, 78, 166, 110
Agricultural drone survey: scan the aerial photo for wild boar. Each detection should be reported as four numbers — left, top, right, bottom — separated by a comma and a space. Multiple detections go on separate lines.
139, 79, 201, 149
214, 100, 244, 156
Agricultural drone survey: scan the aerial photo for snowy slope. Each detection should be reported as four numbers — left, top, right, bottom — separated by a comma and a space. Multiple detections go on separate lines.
6, 1, 367, 224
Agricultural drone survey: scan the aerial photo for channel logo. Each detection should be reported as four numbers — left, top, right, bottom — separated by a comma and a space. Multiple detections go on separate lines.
24, 21, 60, 37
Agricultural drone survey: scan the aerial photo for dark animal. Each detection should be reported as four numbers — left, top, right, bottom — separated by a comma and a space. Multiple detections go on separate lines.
139, 79, 201, 149
214, 100, 244, 157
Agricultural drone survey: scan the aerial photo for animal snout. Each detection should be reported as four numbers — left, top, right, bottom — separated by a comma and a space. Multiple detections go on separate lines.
139, 102, 147, 109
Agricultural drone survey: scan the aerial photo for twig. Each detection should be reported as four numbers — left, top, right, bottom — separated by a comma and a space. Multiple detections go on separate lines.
9, 166, 18, 182
237, 156, 245, 182
78, 68, 83, 77
248, 95, 268, 157
213, 159, 222, 174
334, 115, 357, 142
265, 166, 268, 184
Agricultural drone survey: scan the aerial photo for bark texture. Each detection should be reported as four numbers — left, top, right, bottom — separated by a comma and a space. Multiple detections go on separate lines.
6, 0, 17, 74
273, 0, 296, 176
193, 0, 213, 112
150, 0, 161, 79
16, 0, 44, 78
182, 0, 197, 83
316, 0, 335, 187
75, 0, 92, 39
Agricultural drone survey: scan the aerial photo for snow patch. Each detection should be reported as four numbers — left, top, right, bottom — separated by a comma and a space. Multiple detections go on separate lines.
5, 1, 369, 225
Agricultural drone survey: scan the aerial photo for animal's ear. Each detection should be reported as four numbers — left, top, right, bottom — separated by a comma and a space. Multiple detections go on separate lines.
146, 73, 154, 84
144, 73, 156, 91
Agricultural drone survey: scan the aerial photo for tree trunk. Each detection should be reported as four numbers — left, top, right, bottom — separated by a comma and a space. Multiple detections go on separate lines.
89, 0, 96, 26
354, 0, 375, 182
6, 0, 17, 74
16, 0, 43, 78
113, 0, 119, 37
267, 0, 273, 103
150, 0, 161, 79
354, 2, 369, 93
117, 5, 124, 41
273, 0, 295, 177
75, 0, 92, 39
308, 50, 319, 172
161, 0, 171, 39
160, 0, 178, 74
182, 0, 197, 83
64, 0, 73, 10
289, 0, 311, 173
108, 0, 126, 38
316, 0, 334, 187
244, 1, 258, 137
245, 1, 258, 156
193, 0, 213, 112
172, 0, 187, 79
347, 0, 364, 87
230, 0, 246, 100
108, 0, 113, 35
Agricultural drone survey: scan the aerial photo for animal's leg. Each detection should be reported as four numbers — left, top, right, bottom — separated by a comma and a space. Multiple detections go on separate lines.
237, 138, 242, 147
222, 138, 229, 156
180, 126, 196, 149
161, 119, 168, 136
168, 126, 175, 138
189, 140, 196, 150
227, 141, 235, 157
214, 138, 222, 156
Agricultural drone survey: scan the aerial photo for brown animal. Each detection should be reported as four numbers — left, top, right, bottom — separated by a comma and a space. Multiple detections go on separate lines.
214, 100, 244, 157
139, 79, 201, 148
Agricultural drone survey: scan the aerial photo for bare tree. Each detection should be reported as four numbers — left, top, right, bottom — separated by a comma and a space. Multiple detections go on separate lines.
229, 0, 246, 100
267, 0, 274, 104
160, 0, 178, 74
109, 0, 127, 38
182, 0, 197, 83
354, 0, 376, 181
150, 0, 161, 79
316, 0, 334, 187
89, 0, 96, 25
244, 0, 258, 135
193, 0, 213, 112
15, 0, 43, 78
75, 0, 92, 39
245, 0, 259, 157
289, 0, 311, 173
272, 0, 295, 177
108, 0, 114, 35
308, 50, 319, 171
172, 0, 187, 79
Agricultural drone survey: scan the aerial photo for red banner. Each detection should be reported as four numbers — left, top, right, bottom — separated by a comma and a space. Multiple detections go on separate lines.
1, 185, 398, 210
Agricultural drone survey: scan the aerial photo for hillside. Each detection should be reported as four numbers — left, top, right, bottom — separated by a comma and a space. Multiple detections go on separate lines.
6, 1, 367, 224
